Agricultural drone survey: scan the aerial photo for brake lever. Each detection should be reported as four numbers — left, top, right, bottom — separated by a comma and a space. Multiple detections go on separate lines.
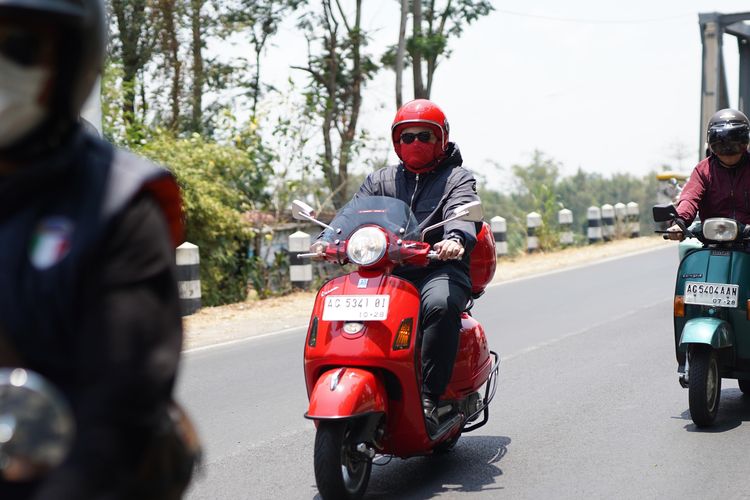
673, 218, 696, 239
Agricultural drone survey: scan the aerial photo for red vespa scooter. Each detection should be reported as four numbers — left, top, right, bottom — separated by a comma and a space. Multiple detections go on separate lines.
292, 195, 500, 500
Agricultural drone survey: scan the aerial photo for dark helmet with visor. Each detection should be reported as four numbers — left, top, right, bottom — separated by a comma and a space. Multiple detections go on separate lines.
0, 0, 106, 156
707, 108, 750, 156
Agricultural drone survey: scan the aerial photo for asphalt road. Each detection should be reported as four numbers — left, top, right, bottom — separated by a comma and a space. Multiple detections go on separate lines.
179, 246, 750, 499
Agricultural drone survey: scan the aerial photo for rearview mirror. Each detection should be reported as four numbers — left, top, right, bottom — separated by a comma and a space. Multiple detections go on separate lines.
420, 200, 484, 241
292, 200, 315, 221
652, 204, 678, 223
453, 201, 483, 222
0, 368, 74, 481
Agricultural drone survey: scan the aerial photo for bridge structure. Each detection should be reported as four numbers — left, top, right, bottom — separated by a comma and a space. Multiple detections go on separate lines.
700, 11, 750, 159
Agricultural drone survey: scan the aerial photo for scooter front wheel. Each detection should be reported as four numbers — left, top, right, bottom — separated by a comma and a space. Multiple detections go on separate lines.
688, 345, 721, 427
314, 421, 372, 500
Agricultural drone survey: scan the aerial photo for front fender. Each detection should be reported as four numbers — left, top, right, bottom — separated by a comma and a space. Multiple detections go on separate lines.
679, 317, 734, 349
305, 368, 387, 420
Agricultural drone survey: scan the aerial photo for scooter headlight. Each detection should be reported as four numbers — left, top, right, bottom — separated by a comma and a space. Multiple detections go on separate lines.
702, 218, 738, 242
346, 227, 387, 266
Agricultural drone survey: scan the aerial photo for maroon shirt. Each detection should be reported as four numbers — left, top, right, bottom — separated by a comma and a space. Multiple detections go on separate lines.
676, 153, 750, 225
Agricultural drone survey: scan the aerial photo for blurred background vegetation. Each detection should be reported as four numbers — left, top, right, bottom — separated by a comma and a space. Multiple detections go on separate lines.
103, 0, 669, 305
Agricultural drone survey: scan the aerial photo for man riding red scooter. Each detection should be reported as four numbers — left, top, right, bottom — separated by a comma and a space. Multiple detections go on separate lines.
358, 99, 480, 425
293, 100, 500, 500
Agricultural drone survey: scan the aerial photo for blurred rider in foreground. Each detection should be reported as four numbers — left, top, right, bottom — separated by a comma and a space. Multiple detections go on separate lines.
0, 0, 193, 498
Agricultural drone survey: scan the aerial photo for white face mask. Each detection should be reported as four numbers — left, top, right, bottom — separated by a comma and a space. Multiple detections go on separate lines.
0, 53, 50, 148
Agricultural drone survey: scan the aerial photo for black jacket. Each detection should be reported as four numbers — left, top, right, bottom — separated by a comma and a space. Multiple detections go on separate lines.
355, 143, 479, 287
0, 128, 183, 500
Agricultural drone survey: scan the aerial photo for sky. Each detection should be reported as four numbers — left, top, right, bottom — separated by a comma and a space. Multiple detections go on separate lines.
257, 1, 750, 191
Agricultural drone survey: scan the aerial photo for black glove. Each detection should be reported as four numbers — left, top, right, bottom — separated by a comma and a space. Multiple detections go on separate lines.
671, 217, 687, 230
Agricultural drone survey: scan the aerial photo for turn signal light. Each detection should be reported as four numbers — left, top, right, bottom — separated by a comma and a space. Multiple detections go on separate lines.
747, 300, 750, 321
674, 296, 685, 317
393, 318, 413, 350
307, 317, 319, 347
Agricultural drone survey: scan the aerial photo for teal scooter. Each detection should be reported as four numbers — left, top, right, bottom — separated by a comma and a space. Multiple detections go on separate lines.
654, 204, 750, 426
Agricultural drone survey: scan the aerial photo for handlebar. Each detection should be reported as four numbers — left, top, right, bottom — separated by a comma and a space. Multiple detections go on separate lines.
655, 219, 702, 243
297, 252, 324, 259
427, 250, 465, 261
298, 241, 459, 266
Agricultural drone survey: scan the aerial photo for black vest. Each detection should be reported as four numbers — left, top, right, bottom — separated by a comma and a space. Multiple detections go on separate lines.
0, 133, 178, 388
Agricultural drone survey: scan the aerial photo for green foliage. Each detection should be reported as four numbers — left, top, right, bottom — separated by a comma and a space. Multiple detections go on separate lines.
136, 131, 263, 305
510, 151, 562, 251
479, 151, 663, 254
101, 60, 150, 147
295, 0, 379, 208
390, 0, 494, 97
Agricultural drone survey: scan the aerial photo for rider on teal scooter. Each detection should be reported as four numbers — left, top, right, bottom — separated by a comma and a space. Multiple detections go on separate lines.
657, 108, 750, 427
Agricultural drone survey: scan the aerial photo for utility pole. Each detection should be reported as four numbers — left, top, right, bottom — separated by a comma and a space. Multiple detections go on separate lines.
699, 12, 750, 159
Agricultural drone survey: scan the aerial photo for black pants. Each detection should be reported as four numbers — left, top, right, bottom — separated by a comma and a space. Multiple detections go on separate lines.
408, 268, 471, 401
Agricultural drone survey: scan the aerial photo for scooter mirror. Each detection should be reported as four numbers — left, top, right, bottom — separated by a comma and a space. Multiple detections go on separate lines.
652, 203, 678, 223
0, 368, 74, 482
292, 200, 315, 221
453, 201, 484, 222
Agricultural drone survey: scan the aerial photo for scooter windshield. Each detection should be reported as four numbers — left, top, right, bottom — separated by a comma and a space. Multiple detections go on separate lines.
320, 196, 421, 242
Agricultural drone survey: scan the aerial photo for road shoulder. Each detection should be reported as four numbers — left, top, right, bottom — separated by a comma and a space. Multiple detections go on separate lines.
183, 236, 671, 351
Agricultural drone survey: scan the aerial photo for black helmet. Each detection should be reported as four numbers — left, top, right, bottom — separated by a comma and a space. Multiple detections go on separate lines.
0, 0, 105, 156
707, 108, 750, 156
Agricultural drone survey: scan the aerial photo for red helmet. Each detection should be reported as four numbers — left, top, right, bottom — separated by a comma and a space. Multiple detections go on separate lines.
391, 99, 450, 152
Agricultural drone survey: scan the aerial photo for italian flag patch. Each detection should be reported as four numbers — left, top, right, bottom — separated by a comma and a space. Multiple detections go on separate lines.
30, 217, 74, 270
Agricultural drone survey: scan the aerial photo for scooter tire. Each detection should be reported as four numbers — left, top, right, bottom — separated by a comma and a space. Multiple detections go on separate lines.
688, 345, 721, 427
739, 379, 750, 395
314, 421, 372, 500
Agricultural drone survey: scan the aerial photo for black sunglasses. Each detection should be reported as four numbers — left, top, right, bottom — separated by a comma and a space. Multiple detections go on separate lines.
400, 131, 433, 144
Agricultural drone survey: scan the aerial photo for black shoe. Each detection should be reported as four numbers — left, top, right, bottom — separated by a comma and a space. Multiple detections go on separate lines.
423, 397, 440, 434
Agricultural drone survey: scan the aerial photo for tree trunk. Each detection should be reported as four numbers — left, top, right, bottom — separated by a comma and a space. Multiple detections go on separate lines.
190, 0, 205, 133
250, 34, 267, 120
158, 0, 181, 131
300, 0, 372, 209
412, 0, 426, 99
110, 0, 151, 124
395, 0, 408, 108
426, 55, 435, 98
335, 0, 365, 208
321, 1, 339, 206
425, 0, 452, 99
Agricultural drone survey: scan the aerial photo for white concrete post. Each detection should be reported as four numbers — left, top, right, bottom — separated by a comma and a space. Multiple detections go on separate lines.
289, 231, 313, 289
176, 242, 201, 316
491, 216, 508, 257
527, 212, 542, 253
627, 202, 641, 238
601, 204, 615, 242
614, 202, 627, 239
559, 208, 574, 246
587, 206, 603, 244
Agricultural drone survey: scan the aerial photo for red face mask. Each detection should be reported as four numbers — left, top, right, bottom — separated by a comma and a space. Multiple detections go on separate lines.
401, 141, 443, 173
